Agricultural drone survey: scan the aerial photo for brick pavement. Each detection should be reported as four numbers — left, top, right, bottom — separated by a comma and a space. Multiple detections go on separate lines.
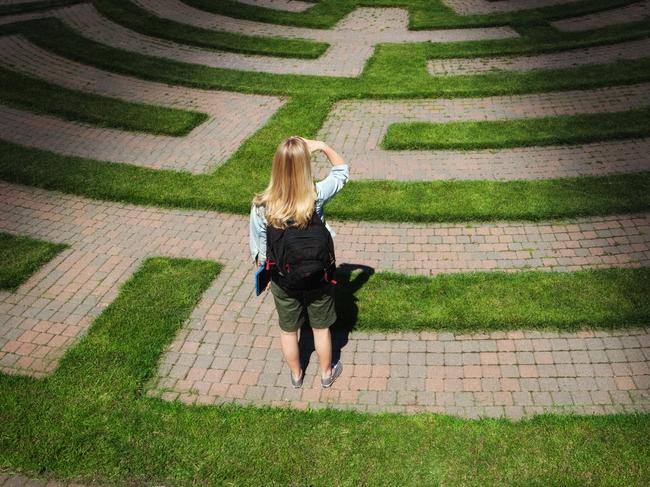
1, 182, 648, 417
441, 0, 581, 15
312, 83, 650, 181
0, 36, 285, 173
552, 0, 650, 31
428, 37, 650, 76
237, 0, 314, 11
52, 3, 515, 78
0, 472, 94, 487
236, 0, 314, 12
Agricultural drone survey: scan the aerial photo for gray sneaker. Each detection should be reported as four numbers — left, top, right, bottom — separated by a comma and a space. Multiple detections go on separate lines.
321, 360, 343, 388
291, 369, 304, 389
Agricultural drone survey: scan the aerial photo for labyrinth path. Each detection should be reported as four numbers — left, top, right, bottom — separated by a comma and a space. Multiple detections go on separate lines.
428, 38, 650, 76
0, 0, 648, 419
442, 0, 582, 15
552, 0, 650, 31
311, 84, 650, 181
235, 0, 315, 12
52, 3, 515, 77
0, 36, 286, 173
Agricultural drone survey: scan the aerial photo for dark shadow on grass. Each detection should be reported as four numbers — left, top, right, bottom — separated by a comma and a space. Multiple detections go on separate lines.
297, 263, 375, 372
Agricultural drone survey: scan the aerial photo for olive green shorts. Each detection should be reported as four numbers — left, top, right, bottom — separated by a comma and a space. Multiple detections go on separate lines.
270, 281, 336, 333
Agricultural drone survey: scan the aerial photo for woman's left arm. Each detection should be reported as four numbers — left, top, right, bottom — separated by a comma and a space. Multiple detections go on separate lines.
249, 205, 267, 267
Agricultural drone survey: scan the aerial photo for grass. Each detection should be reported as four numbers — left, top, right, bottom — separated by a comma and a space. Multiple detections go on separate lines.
0, 66, 209, 136
0, 232, 67, 291
382, 108, 650, 150
335, 267, 650, 332
1, 255, 648, 486
93, 0, 329, 59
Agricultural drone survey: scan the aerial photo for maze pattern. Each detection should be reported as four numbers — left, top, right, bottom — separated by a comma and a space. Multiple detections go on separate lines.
441, 0, 581, 15
312, 84, 650, 181
428, 38, 650, 76
0, 36, 285, 173
0, 0, 649, 418
50, 3, 515, 78
552, 0, 650, 31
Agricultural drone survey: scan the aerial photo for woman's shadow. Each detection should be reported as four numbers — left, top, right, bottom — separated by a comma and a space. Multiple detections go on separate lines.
298, 263, 375, 371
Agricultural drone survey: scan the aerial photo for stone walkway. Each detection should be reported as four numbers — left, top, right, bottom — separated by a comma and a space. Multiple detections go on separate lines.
0, 472, 90, 487
0, 35, 285, 173
1, 182, 648, 417
428, 37, 650, 76
236, 0, 314, 12
311, 83, 650, 181
53, 3, 515, 78
441, 0, 581, 15
551, 0, 650, 32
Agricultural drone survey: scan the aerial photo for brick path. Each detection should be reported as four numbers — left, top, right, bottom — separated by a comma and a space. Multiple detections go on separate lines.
311, 83, 650, 181
0, 472, 92, 487
0, 1, 648, 420
428, 37, 650, 76
1, 182, 648, 417
0, 36, 285, 173
236, 0, 314, 12
552, 0, 650, 31
441, 0, 581, 15
52, 3, 515, 78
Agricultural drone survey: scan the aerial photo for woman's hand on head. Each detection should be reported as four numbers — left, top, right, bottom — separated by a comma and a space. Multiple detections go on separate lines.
298, 137, 325, 153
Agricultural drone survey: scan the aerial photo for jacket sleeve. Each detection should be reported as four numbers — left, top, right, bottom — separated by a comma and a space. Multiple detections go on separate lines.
316, 164, 349, 208
315, 164, 349, 239
249, 204, 267, 266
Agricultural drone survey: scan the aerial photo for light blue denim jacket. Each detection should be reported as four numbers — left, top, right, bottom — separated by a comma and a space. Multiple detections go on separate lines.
249, 164, 349, 266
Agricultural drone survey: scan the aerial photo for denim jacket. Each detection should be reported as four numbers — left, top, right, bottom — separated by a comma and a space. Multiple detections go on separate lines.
249, 164, 349, 266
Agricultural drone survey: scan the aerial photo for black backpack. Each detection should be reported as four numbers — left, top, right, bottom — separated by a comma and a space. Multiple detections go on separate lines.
265, 209, 336, 293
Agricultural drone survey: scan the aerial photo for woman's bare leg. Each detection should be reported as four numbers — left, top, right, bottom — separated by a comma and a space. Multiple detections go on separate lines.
279, 329, 301, 379
312, 327, 332, 378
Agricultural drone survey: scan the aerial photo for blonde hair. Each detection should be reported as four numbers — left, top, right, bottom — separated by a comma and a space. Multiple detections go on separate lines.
253, 136, 317, 229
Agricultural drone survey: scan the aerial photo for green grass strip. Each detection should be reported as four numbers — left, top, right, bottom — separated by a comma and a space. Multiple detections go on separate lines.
93, 0, 329, 59
335, 267, 650, 332
1, 256, 649, 485
0, 0, 83, 16
0, 232, 67, 291
0, 66, 208, 136
382, 108, 650, 150
1, 140, 649, 222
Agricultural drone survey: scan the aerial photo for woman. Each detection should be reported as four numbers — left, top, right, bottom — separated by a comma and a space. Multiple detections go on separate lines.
249, 135, 349, 389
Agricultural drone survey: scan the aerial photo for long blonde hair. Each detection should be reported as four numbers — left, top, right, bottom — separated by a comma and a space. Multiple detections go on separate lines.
253, 136, 317, 229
